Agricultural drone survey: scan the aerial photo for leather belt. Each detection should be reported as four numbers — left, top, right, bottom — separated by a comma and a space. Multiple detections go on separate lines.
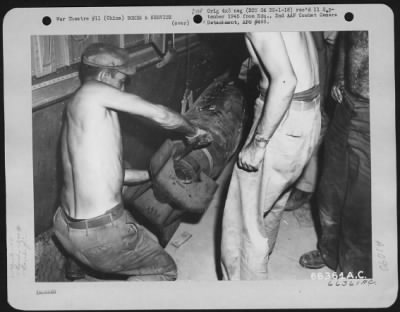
60, 203, 124, 229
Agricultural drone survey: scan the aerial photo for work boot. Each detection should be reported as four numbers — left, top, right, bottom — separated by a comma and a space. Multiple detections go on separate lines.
299, 250, 326, 269
285, 188, 312, 211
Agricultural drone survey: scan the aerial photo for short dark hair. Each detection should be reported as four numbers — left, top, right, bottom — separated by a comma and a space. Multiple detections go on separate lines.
79, 63, 120, 83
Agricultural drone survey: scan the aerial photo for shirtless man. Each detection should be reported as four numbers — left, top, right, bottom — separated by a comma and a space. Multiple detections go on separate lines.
285, 31, 338, 211
221, 32, 320, 279
300, 31, 372, 278
53, 43, 212, 281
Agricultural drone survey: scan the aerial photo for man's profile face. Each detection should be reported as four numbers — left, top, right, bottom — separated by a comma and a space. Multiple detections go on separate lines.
115, 72, 127, 91
102, 71, 127, 91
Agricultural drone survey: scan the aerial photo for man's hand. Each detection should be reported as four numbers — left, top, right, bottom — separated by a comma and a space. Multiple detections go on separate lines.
185, 127, 213, 150
331, 80, 344, 103
237, 140, 266, 172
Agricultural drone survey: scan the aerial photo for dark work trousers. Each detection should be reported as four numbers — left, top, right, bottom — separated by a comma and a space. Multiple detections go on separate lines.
317, 89, 372, 278
53, 204, 177, 281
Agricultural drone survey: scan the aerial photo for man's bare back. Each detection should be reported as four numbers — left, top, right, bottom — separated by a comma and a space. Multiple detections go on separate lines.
281, 32, 319, 92
60, 82, 125, 219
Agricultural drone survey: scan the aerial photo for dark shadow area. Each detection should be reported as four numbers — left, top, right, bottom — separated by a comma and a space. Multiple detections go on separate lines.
214, 167, 234, 280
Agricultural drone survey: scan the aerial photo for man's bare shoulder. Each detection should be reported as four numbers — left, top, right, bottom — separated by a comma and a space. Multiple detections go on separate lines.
69, 81, 114, 111
78, 80, 113, 95
74, 80, 125, 104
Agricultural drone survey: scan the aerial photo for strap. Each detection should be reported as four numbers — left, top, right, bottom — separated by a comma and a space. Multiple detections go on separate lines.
292, 85, 320, 101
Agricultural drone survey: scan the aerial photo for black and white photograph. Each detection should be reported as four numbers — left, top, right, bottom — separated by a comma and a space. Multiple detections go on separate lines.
32, 30, 373, 283
4, 4, 397, 310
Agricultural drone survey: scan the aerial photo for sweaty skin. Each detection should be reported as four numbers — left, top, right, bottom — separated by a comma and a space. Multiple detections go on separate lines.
331, 31, 369, 102
60, 71, 211, 219
239, 32, 319, 171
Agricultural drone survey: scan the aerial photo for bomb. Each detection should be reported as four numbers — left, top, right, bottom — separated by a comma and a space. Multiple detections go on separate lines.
125, 76, 247, 245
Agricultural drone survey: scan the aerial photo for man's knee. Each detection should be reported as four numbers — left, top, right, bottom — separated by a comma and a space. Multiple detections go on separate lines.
127, 256, 177, 281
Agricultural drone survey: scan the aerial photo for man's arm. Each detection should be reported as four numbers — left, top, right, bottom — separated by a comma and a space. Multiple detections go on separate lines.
311, 32, 326, 52
121, 169, 150, 199
100, 85, 196, 134
331, 32, 345, 103
87, 82, 212, 148
248, 32, 297, 142
124, 169, 150, 184
121, 161, 149, 195
239, 32, 297, 171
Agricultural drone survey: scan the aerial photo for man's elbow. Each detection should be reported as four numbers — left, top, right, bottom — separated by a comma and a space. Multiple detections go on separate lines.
279, 74, 297, 93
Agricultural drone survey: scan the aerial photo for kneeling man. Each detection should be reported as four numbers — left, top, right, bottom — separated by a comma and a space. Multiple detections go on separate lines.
53, 43, 212, 281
